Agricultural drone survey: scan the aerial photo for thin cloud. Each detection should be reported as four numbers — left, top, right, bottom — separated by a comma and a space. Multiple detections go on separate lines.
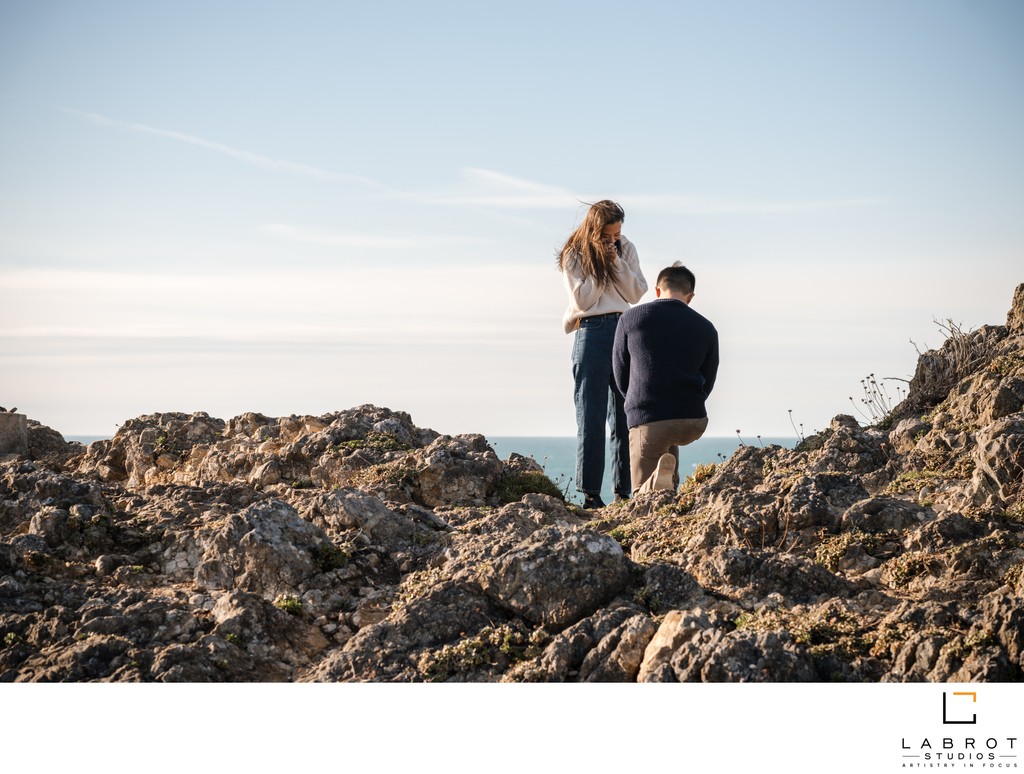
262, 223, 490, 249
62, 107, 386, 187
405, 167, 888, 213
625, 193, 891, 214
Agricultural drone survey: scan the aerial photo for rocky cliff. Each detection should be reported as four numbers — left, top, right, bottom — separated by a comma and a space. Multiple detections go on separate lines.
1, 285, 1022, 682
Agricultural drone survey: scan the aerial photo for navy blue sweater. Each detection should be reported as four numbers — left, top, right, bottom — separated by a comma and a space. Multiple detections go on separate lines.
612, 298, 719, 428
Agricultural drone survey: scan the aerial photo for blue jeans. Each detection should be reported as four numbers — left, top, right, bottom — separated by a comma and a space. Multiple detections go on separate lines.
571, 314, 630, 497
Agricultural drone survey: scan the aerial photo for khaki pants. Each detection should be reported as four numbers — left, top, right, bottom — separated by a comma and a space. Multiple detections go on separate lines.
628, 417, 709, 495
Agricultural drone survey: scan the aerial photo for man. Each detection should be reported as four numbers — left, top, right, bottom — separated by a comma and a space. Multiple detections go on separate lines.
612, 264, 719, 495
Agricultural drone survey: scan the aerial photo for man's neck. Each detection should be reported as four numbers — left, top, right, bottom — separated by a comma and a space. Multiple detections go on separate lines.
658, 290, 692, 305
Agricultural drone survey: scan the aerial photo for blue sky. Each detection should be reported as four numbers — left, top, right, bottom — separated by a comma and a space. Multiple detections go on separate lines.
1, 0, 1022, 437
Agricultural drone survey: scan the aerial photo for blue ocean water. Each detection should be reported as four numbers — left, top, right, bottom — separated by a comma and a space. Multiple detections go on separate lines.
488, 436, 798, 505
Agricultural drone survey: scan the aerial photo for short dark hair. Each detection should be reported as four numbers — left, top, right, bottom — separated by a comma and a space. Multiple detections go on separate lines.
656, 265, 695, 295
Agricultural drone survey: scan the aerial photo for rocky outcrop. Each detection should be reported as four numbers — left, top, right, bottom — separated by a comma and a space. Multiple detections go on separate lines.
1, 285, 1022, 682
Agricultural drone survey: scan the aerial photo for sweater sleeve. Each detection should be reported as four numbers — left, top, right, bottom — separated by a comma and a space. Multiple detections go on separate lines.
610, 238, 648, 304
562, 255, 606, 313
612, 317, 630, 399
702, 328, 720, 399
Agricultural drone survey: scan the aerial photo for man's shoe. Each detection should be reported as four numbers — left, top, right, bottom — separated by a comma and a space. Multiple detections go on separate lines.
612, 493, 630, 504
583, 494, 607, 509
654, 453, 677, 492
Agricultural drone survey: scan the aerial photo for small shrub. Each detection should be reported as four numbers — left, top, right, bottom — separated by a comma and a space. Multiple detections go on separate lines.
885, 552, 930, 586
885, 469, 944, 495
313, 541, 350, 572
1002, 561, 1024, 589
273, 595, 303, 617
350, 464, 418, 492
941, 629, 997, 662
417, 623, 546, 682
494, 471, 564, 503
675, 463, 717, 512
989, 353, 1024, 377
336, 432, 412, 453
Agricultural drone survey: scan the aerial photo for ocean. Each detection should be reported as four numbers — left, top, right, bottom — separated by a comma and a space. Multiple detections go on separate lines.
67, 434, 798, 506
489, 436, 798, 505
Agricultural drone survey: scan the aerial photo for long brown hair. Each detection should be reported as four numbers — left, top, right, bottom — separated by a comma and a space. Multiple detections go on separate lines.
557, 199, 625, 287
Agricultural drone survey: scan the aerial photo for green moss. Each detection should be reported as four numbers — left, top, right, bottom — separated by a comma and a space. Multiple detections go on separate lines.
608, 524, 639, 550
814, 529, 899, 572
942, 629, 997, 661
674, 463, 717, 512
989, 354, 1024, 377
733, 603, 870, 661
398, 567, 446, 603
885, 469, 944, 495
336, 432, 413, 453
494, 470, 564, 503
417, 623, 547, 682
273, 595, 304, 617
885, 552, 930, 586
868, 622, 918, 659
790, 605, 869, 660
1002, 562, 1024, 589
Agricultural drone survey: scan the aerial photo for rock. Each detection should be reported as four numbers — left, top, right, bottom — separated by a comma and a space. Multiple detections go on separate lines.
978, 593, 1024, 669
692, 546, 854, 604
503, 452, 545, 474
212, 590, 329, 667
841, 497, 929, 532
637, 609, 713, 682
578, 613, 658, 682
28, 507, 73, 548
0, 542, 19, 575
0, 413, 28, 456
890, 417, 930, 454
306, 581, 500, 682
414, 434, 503, 507
641, 563, 714, 614
1007, 283, 1024, 332
193, 499, 332, 598
305, 488, 420, 547
903, 511, 986, 552
472, 526, 631, 627
969, 416, 1024, 509
509, 602, 645, 682
695, 629, 818, 682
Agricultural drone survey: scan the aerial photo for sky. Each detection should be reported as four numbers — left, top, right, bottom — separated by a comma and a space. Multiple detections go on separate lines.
1, 0, 1022, 439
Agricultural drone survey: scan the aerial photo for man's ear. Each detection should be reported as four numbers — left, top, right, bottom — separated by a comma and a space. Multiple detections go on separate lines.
655, 286, 662, 298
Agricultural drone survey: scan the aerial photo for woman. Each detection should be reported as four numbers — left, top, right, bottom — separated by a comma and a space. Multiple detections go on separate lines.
558, 200, 648, 508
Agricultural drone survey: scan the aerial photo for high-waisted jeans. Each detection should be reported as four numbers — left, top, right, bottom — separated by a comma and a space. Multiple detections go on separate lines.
571, 314, 630, 497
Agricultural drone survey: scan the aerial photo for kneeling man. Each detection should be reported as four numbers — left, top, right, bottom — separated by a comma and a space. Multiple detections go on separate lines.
612, 264, 719, 495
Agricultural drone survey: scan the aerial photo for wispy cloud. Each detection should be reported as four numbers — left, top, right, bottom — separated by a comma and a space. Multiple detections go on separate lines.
400, 168, 579, 208
62, 107, 386, 187
403, 167, 888, 213
625, 193, 890, 214
262, 223, 490, 249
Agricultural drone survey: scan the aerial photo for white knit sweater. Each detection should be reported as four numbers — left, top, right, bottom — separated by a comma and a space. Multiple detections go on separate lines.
561, 235, 648, 333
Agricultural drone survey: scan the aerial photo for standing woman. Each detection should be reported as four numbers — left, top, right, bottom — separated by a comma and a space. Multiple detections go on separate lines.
558, 200, 648, 508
